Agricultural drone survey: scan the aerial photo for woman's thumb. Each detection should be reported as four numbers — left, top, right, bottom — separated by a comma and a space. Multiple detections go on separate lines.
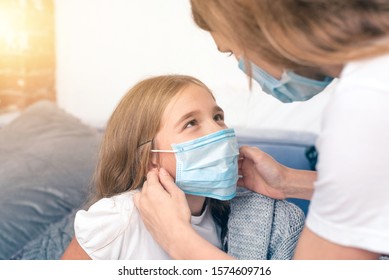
159, 168, 182, 195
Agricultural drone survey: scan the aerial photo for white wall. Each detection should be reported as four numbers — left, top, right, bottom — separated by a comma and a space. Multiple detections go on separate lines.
54, 0, 333, 135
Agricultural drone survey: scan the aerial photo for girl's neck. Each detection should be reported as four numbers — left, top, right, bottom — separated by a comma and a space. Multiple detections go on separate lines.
185, 194, 206, 216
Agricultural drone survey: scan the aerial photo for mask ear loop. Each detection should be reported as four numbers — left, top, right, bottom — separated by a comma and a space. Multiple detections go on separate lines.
150, 142, 177, 173
150, 149, 175, 153
142, 140, 175, 170
141, 137, 176, 153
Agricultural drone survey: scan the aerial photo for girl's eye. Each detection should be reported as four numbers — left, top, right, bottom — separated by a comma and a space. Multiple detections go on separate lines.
214, 113, 224, 121
226, 52, 233, 57
184, 119, 197, 129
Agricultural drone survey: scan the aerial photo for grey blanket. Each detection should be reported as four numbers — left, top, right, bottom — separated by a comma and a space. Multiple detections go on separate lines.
226, 187, 305, 260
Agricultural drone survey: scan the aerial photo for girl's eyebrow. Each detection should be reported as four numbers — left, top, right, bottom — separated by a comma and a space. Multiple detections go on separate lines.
174, 110, 200, 128
174, 106, 224, 128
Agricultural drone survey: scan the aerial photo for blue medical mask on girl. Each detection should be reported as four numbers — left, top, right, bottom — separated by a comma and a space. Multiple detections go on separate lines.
151, 128, 239, 201
238, 58, 333, 103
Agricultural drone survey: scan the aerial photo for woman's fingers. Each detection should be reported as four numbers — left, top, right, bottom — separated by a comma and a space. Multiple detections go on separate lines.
141, 168, 184, 197
144, 169, 161, 190
134, 167, 191, 253
239, 145, 264, 165
134, 169, 165, 208
134, 168, 185, 211
158, 168, 185, 197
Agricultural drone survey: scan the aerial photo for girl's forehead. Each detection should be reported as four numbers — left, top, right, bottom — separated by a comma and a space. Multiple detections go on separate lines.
160, 85, 217, 123
168, 84, 215, 109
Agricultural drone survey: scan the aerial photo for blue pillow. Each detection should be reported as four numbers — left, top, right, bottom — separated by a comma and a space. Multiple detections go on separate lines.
0, 101, 101, 259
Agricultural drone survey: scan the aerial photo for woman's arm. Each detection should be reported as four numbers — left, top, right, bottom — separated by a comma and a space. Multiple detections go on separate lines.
238, 146, 316, 200
61, 237, 91, 260
167, 225, 234, 260
134, 169, 234, 260
294, 227, 380, 260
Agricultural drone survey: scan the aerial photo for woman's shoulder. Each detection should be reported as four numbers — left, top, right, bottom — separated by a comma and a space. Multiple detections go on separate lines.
339, 53, 389, 92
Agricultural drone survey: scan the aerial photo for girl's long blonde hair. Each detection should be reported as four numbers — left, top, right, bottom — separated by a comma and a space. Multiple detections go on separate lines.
191, 0, 389, 69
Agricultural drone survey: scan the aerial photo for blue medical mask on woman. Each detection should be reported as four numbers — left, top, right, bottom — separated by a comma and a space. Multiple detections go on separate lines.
151, 128, 239, 201
238, 58, 333, 103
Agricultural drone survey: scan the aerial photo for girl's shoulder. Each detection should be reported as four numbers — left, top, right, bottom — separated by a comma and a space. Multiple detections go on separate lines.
74, 190, 142, 259
88, 190, 139, 214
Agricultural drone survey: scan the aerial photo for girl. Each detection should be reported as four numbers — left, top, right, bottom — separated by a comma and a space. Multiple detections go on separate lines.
61, 75, 235, 259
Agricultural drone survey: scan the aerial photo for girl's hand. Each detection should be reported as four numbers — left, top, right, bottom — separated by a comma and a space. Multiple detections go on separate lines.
133, 168, 192, 254
238, 145, 288, 199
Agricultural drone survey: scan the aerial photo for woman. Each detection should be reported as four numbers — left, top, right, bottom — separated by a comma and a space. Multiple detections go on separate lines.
134, 0, 389, 259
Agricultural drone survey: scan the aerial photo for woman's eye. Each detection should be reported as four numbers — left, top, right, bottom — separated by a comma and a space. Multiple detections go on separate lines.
214, 114, 224, 121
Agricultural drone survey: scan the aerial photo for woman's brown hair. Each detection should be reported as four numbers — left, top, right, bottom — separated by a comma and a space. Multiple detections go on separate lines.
191, 0, 389, 68
93, 74, 229, 241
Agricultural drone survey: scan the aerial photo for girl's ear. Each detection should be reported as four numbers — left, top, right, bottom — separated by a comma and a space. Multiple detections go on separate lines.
148, 151, 159, 171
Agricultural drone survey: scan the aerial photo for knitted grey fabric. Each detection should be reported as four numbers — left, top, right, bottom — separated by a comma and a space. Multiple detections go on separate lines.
226, 187, 305, 260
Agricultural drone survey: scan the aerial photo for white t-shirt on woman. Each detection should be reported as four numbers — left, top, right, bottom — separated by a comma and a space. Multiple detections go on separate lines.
306, 54, 389, 255
75, 190, 221, 259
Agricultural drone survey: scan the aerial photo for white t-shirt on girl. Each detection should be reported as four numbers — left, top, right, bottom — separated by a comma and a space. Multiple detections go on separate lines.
306, 54, 389, 255
75, 190, 221, 259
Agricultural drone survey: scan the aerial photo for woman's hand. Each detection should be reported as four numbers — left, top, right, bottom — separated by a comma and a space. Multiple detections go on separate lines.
134, 168, 235, 260
133, 168, 192, 255
238, 145, 316, 200
238, 145, 288, 199
238, 146, 317, 200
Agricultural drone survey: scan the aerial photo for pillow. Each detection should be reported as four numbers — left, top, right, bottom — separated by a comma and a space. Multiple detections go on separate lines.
0, 101, 101, 259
